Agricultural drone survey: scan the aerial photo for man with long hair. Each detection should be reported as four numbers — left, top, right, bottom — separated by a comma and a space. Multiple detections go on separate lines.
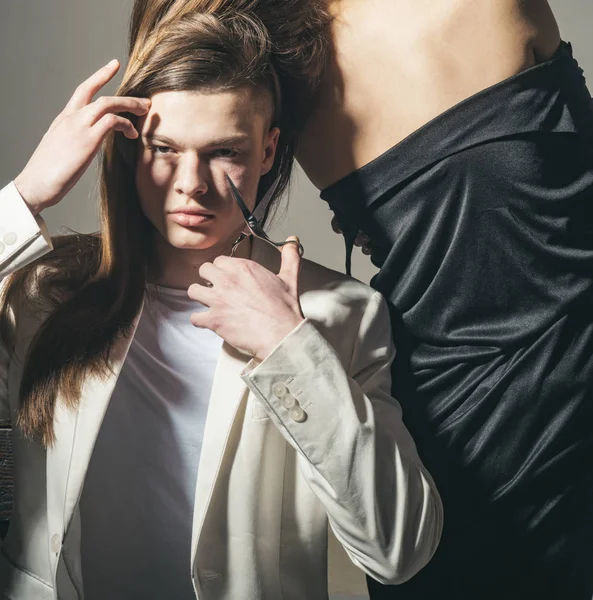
0, 7, 442, 599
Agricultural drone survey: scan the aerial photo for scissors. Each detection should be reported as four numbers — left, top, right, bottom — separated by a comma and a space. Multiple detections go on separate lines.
226, 174, 305, 258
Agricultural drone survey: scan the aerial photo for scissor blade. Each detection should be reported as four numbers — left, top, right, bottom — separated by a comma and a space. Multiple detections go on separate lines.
252, 174, 281, 222
226, 174, 259, 229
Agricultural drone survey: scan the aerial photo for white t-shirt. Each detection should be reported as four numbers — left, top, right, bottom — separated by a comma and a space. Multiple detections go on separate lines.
79, 284, 223, 599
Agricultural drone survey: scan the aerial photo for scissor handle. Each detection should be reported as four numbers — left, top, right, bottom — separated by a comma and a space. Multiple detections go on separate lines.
276, 239, 305, 257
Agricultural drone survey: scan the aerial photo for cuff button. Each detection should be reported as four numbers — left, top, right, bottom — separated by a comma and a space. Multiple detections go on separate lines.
272, 382, 288, 399
281, 394, 297, 409
3, 232, 17, 245
289, 406, 307, 423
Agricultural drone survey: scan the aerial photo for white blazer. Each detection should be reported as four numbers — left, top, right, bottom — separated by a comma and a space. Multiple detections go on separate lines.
0, 182, 442, 600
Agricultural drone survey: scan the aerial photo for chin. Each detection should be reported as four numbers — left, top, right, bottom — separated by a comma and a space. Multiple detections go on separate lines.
153, 219, 240, 252
167, 224, 238, 251
168, 233, 220, 250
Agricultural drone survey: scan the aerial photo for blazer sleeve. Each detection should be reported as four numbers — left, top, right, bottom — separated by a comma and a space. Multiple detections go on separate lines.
241, 291, 443, 585
0, 182, 54, 420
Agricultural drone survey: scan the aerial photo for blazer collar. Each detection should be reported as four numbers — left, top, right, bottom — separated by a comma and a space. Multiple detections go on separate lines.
189, 341, 252, 568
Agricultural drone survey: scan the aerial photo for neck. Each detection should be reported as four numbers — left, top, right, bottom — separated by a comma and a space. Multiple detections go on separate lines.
148, 232, 252, 290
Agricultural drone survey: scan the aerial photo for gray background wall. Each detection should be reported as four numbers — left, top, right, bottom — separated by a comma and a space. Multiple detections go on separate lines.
0, 2, 591, 599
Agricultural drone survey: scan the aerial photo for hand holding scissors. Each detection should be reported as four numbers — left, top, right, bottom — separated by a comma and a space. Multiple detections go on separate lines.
187, 175, 306, 360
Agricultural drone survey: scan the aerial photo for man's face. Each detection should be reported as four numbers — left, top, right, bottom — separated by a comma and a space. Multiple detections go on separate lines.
136, 88, 279, 252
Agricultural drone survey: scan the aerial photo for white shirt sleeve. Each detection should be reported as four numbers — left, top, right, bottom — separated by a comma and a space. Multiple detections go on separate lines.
0, 182, 53, 281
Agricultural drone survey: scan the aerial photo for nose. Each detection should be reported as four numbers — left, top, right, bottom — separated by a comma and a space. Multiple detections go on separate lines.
174, 154, 208, 198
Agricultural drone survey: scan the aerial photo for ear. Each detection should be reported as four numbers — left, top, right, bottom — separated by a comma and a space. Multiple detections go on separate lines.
260, 127, 280, 176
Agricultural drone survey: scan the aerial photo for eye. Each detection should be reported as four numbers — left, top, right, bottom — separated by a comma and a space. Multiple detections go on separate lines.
213, 148, 240, 159
149, 145, 174, 155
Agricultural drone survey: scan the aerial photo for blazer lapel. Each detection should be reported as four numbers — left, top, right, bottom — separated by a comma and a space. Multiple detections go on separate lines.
190, 238, 280, 565
46, 301, 144, 550
190, 341, 251, 567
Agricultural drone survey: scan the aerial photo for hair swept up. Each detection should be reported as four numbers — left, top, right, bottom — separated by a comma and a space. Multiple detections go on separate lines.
128, 0, 332, 138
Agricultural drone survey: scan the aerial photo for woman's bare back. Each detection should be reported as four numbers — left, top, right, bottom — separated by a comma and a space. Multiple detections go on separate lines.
297, 0, 561, 189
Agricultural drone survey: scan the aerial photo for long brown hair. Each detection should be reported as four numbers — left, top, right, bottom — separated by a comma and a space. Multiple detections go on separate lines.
0, 10, 301, 447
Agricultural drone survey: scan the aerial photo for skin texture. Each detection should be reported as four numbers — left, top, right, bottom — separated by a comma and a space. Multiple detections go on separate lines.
297, 0, 561, 189
135, 88, 279, 288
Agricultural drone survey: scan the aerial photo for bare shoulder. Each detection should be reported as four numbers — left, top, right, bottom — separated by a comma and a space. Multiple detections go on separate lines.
299, 0, 563, 188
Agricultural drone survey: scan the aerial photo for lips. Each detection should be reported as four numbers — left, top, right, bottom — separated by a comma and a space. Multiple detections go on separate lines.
168, 210, 215, 227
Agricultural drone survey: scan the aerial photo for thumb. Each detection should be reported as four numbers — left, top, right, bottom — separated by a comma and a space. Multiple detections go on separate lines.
278, 236, 302, 297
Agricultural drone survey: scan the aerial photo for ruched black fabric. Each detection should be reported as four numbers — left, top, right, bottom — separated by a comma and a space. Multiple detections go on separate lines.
321, 42, 593, 600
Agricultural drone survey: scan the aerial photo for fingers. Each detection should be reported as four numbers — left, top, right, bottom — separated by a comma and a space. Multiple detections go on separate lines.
84, 96, 151, 126
278, 236, 301, 297
190, 310, 209, 329
354, 232, 372, 255
199, 261, 226, 287
331, 215, 372, 254
187, 282, 213, 306
331, 215, 343, 234
64, 59, 121, 114
188, 283, 214, 330
94, 114, 140, 140
63, 62, 151, 133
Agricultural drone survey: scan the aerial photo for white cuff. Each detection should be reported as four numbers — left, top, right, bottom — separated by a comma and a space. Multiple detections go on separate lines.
0, 182, 53, 278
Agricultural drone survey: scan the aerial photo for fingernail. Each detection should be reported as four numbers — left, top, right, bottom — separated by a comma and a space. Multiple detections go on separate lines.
286, 235, 299, 243
106, 59, 119, 68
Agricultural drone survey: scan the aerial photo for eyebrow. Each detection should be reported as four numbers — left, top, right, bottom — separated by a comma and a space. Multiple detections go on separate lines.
143, 133, 251, 147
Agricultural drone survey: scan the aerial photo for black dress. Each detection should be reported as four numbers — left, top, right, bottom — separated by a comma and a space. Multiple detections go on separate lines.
321, 42, 593, 600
